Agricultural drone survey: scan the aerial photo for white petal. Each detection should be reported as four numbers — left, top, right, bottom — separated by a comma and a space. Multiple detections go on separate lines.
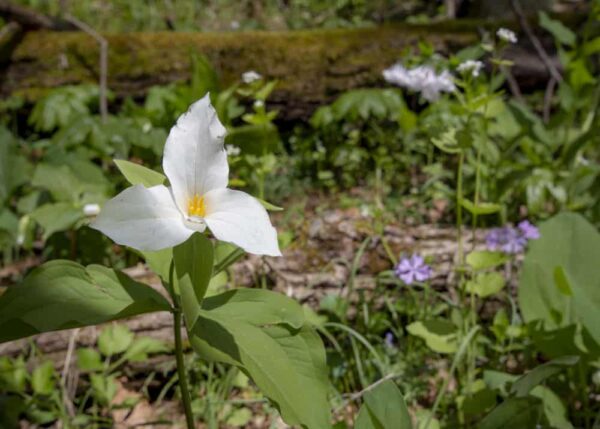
163, 94, 228, 214
91, 185, 193, 251
203, 189, 281, 256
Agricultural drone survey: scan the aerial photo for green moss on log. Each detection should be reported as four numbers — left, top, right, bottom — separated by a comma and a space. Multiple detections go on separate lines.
1, 23, 482, 117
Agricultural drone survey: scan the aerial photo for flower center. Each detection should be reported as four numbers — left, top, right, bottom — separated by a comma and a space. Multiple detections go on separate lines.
188, 194, 206, 218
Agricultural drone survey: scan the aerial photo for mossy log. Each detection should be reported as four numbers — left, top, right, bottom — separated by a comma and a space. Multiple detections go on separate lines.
0, 21, 559, 119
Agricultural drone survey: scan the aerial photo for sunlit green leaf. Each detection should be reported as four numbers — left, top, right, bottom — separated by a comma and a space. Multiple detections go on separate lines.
114, 159, 166, 187
0, 261, 171, 344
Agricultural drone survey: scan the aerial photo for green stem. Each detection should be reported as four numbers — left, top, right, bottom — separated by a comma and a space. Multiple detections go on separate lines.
579, 361, 590, 429
173, 309, 195, 429
456, 153, 465, 267
423, 326, 480, 429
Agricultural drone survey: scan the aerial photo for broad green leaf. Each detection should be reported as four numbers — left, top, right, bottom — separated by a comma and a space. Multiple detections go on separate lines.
415, 410, 440, 429
0, 395, 25, 428
553, 266, 573, 296
460, 198, 502, 215
0, 209, 19, 245
188, 288, 329, 429
480, 397, 543, 429
201, 288, 304, 330
90, 373, 118, 406
539, 12, 576, 47
30, 203, 83, 239
139, 248, 173, 282
226, 408, 252, 426
0, 127, 32, 204
123, 337, 169, 362
0, 261, 171, 343
114, 159, 166, 187
529, 321, 600, 358
98, 324, 134, 356
518, 213, 600, 345
31, 163, 81, 203
31, 361, 56, 396
173, 233, 214, 325
466, 272, 505, 298
407, 320, 458, 354
0, 357, 27, 392
76, 348, 103, 371
484, 370, 573, 428
466, 251, 508, 271
355, 380, 412, 429
530, 386, 573, 429
459, 387, 497, 417
510, 356, 579, 397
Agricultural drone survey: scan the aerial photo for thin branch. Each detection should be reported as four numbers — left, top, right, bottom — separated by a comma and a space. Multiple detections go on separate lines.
502, 65, 526, 104
64, 14, 108, 121
334, 372, 401, 413
60, 328, 79, 418
510, 0, 562, 83
543, 77, 557, 123
0, 0, 75, 30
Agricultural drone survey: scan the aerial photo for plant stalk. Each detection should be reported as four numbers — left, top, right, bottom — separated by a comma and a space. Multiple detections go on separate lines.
173, 309, 195, 429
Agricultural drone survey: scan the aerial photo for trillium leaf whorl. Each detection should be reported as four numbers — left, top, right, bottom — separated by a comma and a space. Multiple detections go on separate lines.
91, 94, 281, 256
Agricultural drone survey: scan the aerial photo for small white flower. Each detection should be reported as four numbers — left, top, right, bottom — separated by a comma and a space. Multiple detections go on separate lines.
242, 70, 262, 84
457, 60, 484, 77
383, 64, 455, 102
91, 95, 280, 256
497, 28, 518, 44
254, 100, 264, 108
226, 144, 241, 157
83, 203, 101, 217
230, 20, 240, 30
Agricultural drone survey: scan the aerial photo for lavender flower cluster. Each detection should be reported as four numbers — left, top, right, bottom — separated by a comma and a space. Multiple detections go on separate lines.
485, 220, 540, 254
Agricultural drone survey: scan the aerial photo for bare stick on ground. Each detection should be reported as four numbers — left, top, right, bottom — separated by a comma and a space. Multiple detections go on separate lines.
64, 14, 109, 121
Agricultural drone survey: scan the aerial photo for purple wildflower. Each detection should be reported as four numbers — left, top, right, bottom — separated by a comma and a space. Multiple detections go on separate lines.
486, 226, 526, 254
384, 332, 395, 349
518, 220, 540, 240
486, 221, 539, 254
395, 254, 432, 285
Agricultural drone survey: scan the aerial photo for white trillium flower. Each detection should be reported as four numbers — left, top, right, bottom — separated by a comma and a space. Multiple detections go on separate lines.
242, 70, 262, 84
91, 95, 281, 256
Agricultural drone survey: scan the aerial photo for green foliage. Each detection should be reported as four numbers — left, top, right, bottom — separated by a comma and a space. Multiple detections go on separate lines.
518, 213, 600, 348
189, 288, 331, 429
0, 261, 171, 343
29, 85, 101, 132
407, 320, 458, 354
114, 159, 166, 187
355, 380, 412, 429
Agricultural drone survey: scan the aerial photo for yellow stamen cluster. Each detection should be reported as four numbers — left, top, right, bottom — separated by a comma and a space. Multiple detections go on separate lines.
188, 194, 206, 217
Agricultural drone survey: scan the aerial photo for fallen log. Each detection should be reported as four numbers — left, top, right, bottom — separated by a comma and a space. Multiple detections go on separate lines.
0, 19, 571, 120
